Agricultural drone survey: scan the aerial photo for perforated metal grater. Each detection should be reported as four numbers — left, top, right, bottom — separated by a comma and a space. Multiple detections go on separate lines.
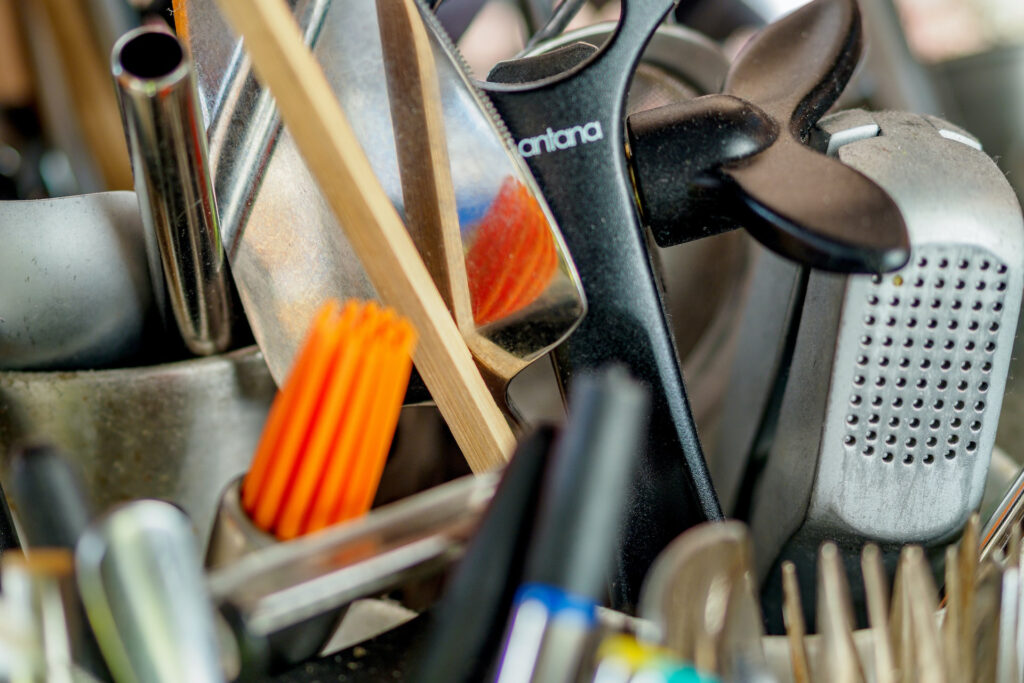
732, 110, 1024, 621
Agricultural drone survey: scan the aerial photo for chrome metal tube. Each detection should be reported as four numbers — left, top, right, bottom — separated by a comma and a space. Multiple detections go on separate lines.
112, 27, 233, 355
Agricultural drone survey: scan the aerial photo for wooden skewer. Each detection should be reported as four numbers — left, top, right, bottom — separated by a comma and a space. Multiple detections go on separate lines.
374, 0, 526, 416
781, 561, 811, 683
862, 545, 897, 683
816, 543, 865, 683
212, 0, 515, 473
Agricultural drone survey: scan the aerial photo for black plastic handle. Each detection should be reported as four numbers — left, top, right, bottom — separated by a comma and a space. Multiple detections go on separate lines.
480, 0, 723, 609
628, 0, 910, 273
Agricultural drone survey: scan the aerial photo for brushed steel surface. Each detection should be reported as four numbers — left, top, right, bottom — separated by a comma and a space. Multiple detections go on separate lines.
0, 346, 275, 543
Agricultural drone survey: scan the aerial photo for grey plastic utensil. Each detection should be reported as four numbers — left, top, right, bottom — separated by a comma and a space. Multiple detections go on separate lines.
731, 110, 1024, 626
0, 191, 159, 371
76, 500, 225, 683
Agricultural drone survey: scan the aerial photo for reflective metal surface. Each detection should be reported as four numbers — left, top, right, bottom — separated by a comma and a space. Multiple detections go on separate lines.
76, 500, 225, 682
207, 472, 497, 658
0, 192, 157, 371
0, 346, 275, 543
112, 27, 235, 356
178, 0, 585, 384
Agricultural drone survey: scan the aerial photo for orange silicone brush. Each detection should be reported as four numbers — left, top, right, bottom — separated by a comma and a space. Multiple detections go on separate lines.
465, 177, 559, 327
241, 299, 417, 540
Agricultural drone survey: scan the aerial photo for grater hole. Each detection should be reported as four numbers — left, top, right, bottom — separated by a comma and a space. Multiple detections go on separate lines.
944, 339, 956, 351
879, 356, 890, 367
930, 419, 941, 430
981, 260, 991, 270
867, 430, 878, 441
933, 399, 945, 410
888, 417, 900, 428
939, 258, 949, 269
870, 414, 881, 425
927, 319, 938, 329
954, 400, 966, 411
967, 441, 978, 453
913, 398, 924, 409
952, 300, 963, 310
970, 421, 982, 432
990, 322, 1000, 333
906, 437, 917, 448
948, 320, 959, 331
886, 431, 898, 443
994, 301, 1004, 312
986, 342, 996, 353
860, 335, 872, 347
973, 301, 983, 311
890, 296, 901, 306
919, 257, 929, 267
924, 453, 935, 464
917, 378, 928, 389
956, 380, 967, 391
865, 315, 876, 325
975, 401, 986, 412
854, 375, 866, 386
976, 281, 987, 291
938, 379, 949, 390
951, 417, 962, 428
909, 418, 921, 428
924, 339, 935, 349
846, 415, 859, 425
903, 338, 914, 348
936, 279, 946, 289
884, 452, 895, 462
983, 362, 993, 373
875, 377, 886, 388
895, 377, 907, 388
998, 264, 1008, 274
892, 397, 904, 408
914, 277, 925, 288
910, 297, 921, 308
997, 281, 1007, 291
886, 316, 897, 327
926, 436, 937, 447
903, 454, 914, 465
863, 446, 875, 456
851, 394, 863, 406
872, 274, 883, 284
948, 434, 960, 445
961, 361, 972, 372
931, 299, 941, 310
844, 435, 856, 446
955, 279, 966, 290
966, 341, 976, 351
899, 358, 911, 368
958, 259, 970, 269
883, 336, 894, 347
907, 318, 918, 328
921, 359, 932, 370
868, 294, 879, 305
872, 396, 883, 407
968, 321, 979, 331
940, 359, 952, 371
946, 450, 956, 460
857, 355, 868, 367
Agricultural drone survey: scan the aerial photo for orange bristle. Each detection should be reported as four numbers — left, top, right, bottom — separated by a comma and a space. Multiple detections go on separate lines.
240, 299, 417, 540
466, 177, 559, 327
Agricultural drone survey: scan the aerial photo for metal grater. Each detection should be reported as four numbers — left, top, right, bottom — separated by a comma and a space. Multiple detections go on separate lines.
729, 110, 1024, 627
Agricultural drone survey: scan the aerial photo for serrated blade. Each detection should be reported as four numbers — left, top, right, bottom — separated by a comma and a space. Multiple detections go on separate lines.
175, 0, 585, 400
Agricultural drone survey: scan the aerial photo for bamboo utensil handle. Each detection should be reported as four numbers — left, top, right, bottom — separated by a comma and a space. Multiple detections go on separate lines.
212, 0, 515, 473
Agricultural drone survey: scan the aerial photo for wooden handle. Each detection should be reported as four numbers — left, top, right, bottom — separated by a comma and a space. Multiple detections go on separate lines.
213, 0, 514, 473
376, 0, 475, 332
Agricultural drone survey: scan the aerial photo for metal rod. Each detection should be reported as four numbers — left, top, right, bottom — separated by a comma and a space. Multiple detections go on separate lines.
111, 27, 234, 355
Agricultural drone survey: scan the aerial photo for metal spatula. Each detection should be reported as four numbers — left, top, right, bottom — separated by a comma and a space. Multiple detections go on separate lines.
174, 0, 585, 414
